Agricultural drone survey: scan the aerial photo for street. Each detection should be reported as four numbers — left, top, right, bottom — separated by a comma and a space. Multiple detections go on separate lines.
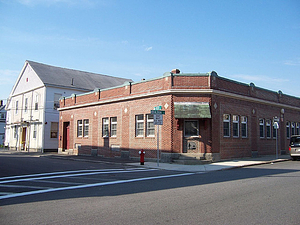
0, 153, 299, 225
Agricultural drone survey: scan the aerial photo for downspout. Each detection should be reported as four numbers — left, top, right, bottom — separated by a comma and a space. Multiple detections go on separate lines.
41, 87, 46, 153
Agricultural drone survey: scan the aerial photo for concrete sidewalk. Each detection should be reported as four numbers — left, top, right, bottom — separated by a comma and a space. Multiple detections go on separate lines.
127, 155, 291, 172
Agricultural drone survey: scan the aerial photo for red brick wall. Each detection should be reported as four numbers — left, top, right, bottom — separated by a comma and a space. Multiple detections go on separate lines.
59, 74, 300, 160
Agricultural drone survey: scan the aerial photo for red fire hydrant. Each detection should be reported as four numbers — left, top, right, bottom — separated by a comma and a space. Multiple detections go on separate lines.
139, 149, 145, 165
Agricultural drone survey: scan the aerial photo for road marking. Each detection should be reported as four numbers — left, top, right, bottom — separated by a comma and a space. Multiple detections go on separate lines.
0, 168, 157, 184
0, 184, 51, 189
0, 168, 146, 181
0, 172, 193, 200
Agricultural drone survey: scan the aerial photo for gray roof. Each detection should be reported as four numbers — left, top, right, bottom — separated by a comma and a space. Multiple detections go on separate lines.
27, 61, 133, 91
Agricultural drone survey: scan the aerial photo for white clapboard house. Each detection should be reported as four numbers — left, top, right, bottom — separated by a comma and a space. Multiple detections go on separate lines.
5, 60, 132, 152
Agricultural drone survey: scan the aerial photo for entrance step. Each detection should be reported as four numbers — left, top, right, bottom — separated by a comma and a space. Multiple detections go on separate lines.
170, 153, 212, 165
172, 159, 211, 165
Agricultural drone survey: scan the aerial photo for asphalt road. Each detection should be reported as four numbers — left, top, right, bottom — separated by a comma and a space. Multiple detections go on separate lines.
0, 153, 299, 225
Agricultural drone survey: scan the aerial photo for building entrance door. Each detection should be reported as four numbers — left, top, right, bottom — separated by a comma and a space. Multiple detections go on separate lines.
21, 127, 27, 151
63, 122, 70, 150
183, 120, 200, 153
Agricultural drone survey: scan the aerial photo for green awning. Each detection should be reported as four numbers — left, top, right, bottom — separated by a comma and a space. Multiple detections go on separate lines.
174, 102, 211, 118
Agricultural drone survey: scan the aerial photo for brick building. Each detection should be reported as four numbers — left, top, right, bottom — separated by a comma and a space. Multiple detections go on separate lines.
58, 70, 300, 161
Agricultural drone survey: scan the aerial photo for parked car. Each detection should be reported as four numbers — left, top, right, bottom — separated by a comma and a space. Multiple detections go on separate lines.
289, 135, 300, 161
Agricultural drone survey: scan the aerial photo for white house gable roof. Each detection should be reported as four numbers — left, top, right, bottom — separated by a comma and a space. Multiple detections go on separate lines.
9, 62, 44, 97
27, 61, 132, 91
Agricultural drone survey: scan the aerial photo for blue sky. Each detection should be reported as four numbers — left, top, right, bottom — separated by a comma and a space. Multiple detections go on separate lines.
0, 0, 299, 102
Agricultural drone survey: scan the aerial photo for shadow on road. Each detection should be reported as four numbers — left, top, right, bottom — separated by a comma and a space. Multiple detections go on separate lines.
0, 153, 299, 206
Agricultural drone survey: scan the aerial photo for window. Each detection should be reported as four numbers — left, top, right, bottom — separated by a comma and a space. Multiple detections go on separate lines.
286, 121, 290, 139
14, 126, 18, 139
24, 98, 28, 113
135, 115, 144, 137
33, 124, 37, 139
83, 119, 89, 137
35, 95, 38, 110
296, 123, 300, 135
266, 119, 271, 138
15, 101, 18, 114
77, 120, 83, 137
259, 119, 265, 138
54, 93, 62, 109
233, 115, 239, 138
110, 117, 117, 137
146, 114, 155, 137
102, 118, 109, 137
185, 120, 199, 137
50, 122, 58, 138
291, 122, 296, 136
241, 116, 247, 138
273, 123, 277, 139
223, 114, 230, 137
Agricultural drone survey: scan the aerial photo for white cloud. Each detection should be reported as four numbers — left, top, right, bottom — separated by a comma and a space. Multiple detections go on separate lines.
284, 58, 300, 66
145, 46, 153, 51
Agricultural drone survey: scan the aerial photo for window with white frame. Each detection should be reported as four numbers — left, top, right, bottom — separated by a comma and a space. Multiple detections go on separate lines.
35, 95, 38, 110
15, 101, 18, 114
146, 114, 155, 137
291, 122, 295, 136
54, 93, 62, 109
83, 119, 89, 137
33, 124, 37, 139
14, 126, 18, 139
241, 116, 247, 138
266, 119, 271, 138
102, 118, 109, 137
24, 98, 28, 113
286, 121, 290, 139
110, 117, 117, 137
296, 123, 300, 135
223, 114, 230, 137
259, 119, 265, 138
135, 114, 144, 137
77, 120, 83, 137
233, 115, 239, 138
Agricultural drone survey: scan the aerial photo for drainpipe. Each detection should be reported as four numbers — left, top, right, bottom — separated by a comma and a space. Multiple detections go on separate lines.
41, 87, 46, 153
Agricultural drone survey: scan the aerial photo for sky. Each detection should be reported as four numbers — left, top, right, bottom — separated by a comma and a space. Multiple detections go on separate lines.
0, 0, 299, 103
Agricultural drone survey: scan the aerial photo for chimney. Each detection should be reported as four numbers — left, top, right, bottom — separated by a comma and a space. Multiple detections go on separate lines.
171, 69, 180, 74
0, 100, 2, 107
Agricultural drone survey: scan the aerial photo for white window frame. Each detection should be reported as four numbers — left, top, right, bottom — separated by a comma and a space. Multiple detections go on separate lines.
110, 117, 117, 137
241, 116, 247, 138
15, 101, 18, 114
146, 114, 155, 137
35, 95, 38, 111
33, 124, 37, 139
291, 122, 296, 136
24, 98, 28, 113
259, 118, 265, 138
223, 114, 230, 137
286, 121, 290, 139
83, 119, 89, 137
233, 115, 239, 138
102, 118, 109, 137
77, 120, 83, 137
266, 119, 271, 139
135, 114, 144, 137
